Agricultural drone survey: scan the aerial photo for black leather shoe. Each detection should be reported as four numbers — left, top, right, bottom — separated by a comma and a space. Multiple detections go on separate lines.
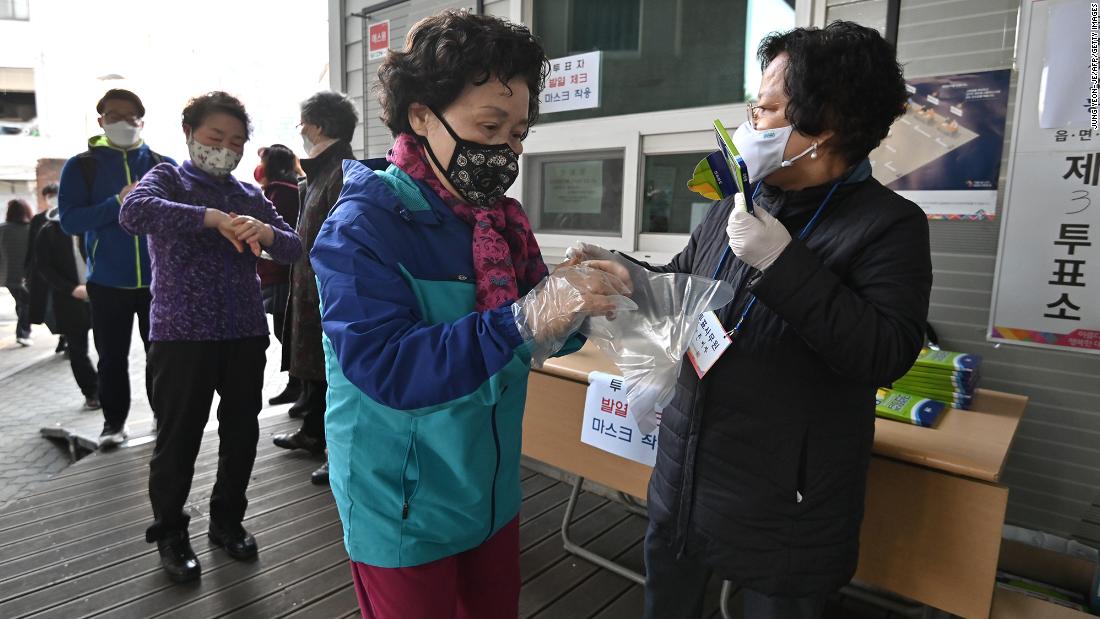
208, 522, 258, 561
268, 378, 301, 405
273, 431, 325, 454
287, 381, 312, 418
157, 531, 201, 583
311, 461, 329, 485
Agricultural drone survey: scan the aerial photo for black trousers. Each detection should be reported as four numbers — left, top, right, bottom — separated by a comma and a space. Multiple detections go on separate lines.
261, 283, 289, 344
643, 524, 828, 619
86, 283, 151, 429
65, 328, 98, 398
8, 284, 31, 339
145, 336, 268, 542
299, 378, 327, 440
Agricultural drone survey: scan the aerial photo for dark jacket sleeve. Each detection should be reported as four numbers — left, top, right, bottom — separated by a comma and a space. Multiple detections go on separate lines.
58, 157, 123, 235
749, 206, 932, 386
34, 226, 77, 296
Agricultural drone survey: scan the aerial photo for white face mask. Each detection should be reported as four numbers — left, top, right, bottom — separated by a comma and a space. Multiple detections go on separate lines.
46, 196, 58, 209
187, 134, 243, 177
104, 121, 142, 148
731, 121, 816, 184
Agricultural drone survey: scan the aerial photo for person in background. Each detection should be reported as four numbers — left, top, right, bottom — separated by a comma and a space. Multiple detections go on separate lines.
58, 88, 176, 448
0, 199, 33, 346
312, 11, 631, 618
25, 183, 66, 354
273, 91, 359, 486
32, 200, 99, 409
254, 144, 302, 406
119, 91, 302, 584
574, 22, 933, 619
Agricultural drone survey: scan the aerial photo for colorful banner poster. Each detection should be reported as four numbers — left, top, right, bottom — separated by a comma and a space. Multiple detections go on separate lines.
869, 69, 1011, 220
990, 0, 1100, 354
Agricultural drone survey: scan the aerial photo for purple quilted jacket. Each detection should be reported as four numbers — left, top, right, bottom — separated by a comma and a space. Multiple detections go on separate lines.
120, 161, 302, 341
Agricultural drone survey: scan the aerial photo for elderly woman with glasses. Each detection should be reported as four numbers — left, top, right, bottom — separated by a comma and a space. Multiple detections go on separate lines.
575, 21, 933, 619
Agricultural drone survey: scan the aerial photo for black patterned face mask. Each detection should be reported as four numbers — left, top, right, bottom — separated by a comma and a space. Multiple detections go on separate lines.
420, 108, 521, 208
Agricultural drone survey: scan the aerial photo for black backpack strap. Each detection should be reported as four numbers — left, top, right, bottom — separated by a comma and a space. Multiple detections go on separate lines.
148, 149, 165, 166
74, 150, 97, 193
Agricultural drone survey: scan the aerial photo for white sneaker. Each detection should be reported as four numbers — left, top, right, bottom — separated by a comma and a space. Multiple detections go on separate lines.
15, 337, 32, 347
98, 424, 129, 448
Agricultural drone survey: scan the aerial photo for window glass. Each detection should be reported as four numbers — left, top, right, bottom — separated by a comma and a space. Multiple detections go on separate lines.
525, 151, 624, 235
642, 152, 715, 234
0, 0, 29, 20
532, 0, 795, 122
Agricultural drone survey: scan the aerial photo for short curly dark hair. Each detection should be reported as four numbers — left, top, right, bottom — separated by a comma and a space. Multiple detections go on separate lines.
376, 10, 549, 137
758, 21, 906, 165
181, 91, 252, 138
300, 91, 359, 143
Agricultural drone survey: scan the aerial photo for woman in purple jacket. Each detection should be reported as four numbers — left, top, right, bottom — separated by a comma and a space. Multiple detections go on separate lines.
119, 91, 302, 584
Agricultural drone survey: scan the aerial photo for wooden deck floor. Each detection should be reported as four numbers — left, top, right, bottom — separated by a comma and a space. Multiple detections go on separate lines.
0, 414, 731, 619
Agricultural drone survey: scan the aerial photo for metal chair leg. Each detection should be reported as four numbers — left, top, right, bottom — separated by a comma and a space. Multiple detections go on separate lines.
617, 491, 648, 517
560, 476, 646, 585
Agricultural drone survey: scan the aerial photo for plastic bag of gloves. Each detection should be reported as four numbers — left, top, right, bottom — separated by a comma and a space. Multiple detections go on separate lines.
575, 250, 734, 435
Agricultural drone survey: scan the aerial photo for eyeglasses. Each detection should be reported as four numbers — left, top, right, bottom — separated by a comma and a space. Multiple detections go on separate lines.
102, 112, 141, 125
745, 102, 759, 128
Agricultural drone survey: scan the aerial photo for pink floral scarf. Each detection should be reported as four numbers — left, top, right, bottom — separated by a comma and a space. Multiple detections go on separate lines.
387, 133, 547, 311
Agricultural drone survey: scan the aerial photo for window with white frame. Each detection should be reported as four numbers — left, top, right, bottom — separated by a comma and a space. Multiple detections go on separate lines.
520, 0, 797, 261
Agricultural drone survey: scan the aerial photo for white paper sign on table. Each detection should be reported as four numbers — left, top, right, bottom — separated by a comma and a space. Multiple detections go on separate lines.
580, 371, 659, 467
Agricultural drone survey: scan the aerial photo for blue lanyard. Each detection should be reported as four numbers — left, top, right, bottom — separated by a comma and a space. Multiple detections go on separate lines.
712, 180, 843, 336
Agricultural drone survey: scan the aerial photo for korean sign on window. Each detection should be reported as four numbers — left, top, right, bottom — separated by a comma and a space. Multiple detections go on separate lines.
540, 51, 601, 114
989, 0, 1100, 354
580, 371, 658, 467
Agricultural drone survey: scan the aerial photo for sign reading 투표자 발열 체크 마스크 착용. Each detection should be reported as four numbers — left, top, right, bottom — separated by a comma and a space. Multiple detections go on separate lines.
540, 51, 601, 114
990, 0, 1100, 354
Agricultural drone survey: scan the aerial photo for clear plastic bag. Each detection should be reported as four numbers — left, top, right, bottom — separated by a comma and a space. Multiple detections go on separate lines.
513, 262, 638, 368
579, 254, 734, 435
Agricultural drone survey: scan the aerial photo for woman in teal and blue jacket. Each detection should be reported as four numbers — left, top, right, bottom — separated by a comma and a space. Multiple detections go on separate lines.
310, 11, 633, 619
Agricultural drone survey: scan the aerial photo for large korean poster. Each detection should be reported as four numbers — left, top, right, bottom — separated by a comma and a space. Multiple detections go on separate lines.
990, 0, 1100, 353
869, 69, 1011, 220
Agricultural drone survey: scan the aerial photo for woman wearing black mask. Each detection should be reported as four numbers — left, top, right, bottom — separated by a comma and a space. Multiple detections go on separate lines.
311, 10, 634, 618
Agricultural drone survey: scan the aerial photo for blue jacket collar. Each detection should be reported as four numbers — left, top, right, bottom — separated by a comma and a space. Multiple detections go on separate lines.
340, 158, 448, 226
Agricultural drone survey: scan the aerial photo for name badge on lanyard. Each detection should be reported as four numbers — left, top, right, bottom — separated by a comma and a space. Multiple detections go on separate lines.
686, 310, 732, 378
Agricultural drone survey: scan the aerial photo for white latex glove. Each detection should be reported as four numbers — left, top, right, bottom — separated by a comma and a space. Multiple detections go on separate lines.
564, 241, 614, 265
726, 192, 791, 271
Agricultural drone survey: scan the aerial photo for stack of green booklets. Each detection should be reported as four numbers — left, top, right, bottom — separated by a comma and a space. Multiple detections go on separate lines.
876, 348, 983, 428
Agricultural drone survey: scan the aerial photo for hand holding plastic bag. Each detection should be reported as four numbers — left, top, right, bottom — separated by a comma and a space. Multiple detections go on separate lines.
569, 243, 735, 435
513, 261, 638, 367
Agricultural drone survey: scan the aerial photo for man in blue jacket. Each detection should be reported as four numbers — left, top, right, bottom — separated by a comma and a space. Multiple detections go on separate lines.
59, 89, 175, 448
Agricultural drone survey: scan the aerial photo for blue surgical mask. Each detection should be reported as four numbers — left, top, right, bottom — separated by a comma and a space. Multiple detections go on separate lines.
731, 121, 816, 183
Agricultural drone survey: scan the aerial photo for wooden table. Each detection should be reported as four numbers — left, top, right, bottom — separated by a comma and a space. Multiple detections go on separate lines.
522, 345, 1027, 619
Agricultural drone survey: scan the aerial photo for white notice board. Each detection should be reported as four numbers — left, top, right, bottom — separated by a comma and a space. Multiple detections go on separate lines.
989, 0, 1100, 353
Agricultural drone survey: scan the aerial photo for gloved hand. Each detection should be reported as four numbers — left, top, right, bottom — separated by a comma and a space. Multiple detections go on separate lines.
564, 241, 614, 265
726, 192, 791, 271
513, 261, 637, 367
